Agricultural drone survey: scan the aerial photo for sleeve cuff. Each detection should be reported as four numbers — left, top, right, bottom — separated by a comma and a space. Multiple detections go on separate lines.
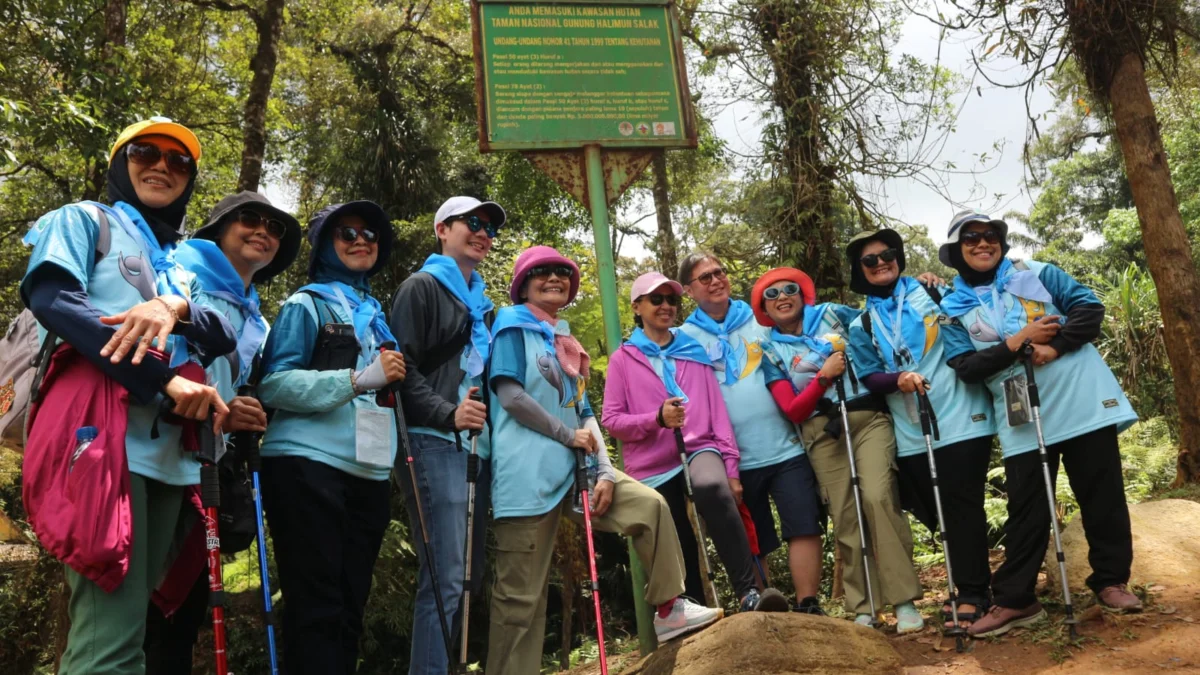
724, 454, 740, 479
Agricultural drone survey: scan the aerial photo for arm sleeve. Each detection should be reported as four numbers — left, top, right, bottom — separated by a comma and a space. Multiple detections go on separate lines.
943, 319, 1019, 383
494, 377, 574, 446
393, 276, 458, 431
258, 296, 357, 413
583, 415, 617, 483
601, 351, 662, 442
26, 265, 171, 405
861, 372, 901, 394
768, 378, 830, 424
1038, 264, 1105, 354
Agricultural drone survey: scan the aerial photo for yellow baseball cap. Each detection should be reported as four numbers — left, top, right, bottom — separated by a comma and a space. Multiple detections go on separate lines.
108, 116, 202, 164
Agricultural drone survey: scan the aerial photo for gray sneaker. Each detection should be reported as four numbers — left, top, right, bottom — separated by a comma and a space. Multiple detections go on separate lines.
653, 597, 722, 641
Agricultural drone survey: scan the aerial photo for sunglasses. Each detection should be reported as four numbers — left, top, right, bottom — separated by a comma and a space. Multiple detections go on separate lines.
451, 214, 499, 239
961, 230, 1002, 247
529, 264, 573, 280
638, 293, 681, 307
335, 224, 379, 244
126, 141, 196, 176
236, 209, 287, 240
689, 267, 727, 286
860, 248, 898, 268
763, 282, 801, 301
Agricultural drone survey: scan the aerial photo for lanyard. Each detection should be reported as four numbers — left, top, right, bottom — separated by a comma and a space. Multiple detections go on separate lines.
869, 284, 912, 371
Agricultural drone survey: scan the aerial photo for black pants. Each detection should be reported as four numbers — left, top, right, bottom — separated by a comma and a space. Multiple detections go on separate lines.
897, 435, 993, 606
653, 452, 757, 600
991, 425, 1133, 608
144, 571, 208, 674
260, 456, 391, 675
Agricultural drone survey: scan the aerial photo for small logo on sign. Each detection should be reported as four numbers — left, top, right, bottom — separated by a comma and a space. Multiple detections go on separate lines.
1103, 399, 1119, 408
653, 122, 676, 136
636, 123, 650, 136
619, 122, 634, 136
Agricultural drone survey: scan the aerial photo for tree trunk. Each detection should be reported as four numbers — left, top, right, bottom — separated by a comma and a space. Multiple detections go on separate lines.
1106, 52, 1200, 484
651, 152, 679, 278
238, 0, 286, 193
84, 0, 128, 202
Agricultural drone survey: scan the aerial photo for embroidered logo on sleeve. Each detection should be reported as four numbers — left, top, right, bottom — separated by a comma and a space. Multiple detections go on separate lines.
1102, 399, 1119, 409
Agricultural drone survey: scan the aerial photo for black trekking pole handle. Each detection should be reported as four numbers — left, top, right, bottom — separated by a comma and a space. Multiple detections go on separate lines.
466, 391, 483, 488
670, 400, 686, 453
914, 379, 939, 441
467, 390, 484, 440
1021, 344, 1041, 407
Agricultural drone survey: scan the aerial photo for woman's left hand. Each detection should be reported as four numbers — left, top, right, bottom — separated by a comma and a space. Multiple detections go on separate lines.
728, 477, 743, 505
916, 272, 946, 287
591, 479, 615, 517
100, 295, 187, 365
1030, 343, 1059, 366
897, 371, 928, 394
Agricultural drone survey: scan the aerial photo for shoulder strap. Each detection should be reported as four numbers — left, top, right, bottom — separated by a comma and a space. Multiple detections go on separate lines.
419, 320, 472, 376
922, 283, 943, 305
861, 311, 873, 338
299, 290, 333, 326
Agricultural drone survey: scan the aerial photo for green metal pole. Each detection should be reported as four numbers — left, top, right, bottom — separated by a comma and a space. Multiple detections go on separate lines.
584, 143, 658, 656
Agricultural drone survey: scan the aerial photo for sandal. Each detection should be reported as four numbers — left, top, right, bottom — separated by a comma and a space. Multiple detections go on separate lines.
941, 599, 987, 630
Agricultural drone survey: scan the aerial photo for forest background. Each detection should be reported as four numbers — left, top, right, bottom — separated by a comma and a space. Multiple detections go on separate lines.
1, 0, 1198, 672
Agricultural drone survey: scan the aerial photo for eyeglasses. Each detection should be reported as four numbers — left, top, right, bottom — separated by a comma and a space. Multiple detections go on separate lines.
236, 209, 287, 240
529, 264, 573, 280
126, 141, 196, 176
334, 225, 379, 244
860, 248, 898, 268
637, 293, 680, 307
689, 267, 727, 286
452, 214, 499, 239
961, 230, 1002, 247
763, 283, 801, 301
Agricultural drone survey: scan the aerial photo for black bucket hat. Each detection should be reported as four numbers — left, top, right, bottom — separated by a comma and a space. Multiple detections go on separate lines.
306, 200, 394, 279
846, 228, 905, 295
193, 191, 302, 284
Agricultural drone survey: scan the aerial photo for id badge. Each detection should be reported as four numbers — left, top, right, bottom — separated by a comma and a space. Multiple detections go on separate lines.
1003, 374, 1032, 427
903, 392, 920, 425
355, 407, 393, 467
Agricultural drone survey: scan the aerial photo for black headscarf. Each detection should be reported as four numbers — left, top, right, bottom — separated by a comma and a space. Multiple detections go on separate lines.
106, 143, 197, 244
946, 226, 1011, 287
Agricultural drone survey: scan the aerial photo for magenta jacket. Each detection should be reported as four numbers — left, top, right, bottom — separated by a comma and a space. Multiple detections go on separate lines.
602, 343, 740, 481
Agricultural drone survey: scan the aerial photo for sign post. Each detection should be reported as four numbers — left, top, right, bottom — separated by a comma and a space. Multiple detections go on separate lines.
472, 0, 696, 656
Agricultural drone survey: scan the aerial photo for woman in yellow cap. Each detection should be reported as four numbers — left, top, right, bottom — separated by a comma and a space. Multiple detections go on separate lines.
19, 117, 236, 674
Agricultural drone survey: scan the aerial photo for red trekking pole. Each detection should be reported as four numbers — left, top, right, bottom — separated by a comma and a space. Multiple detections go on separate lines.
573, 447, 609, 675
197, 414, 230, 675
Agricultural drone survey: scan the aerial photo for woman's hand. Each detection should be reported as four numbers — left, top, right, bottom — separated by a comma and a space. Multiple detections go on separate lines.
570, 428, 597, 452
916, 272, 946, 287
1007, 315, 1062, 351
728, 477, 744, 505
1030, 343, 1059, 366
591, 479, 614, 517
100, 295, 188, 365
897, 371, 928, 394
660, 398, 686, 429
226, 396, 267, 433
163, 376, 230, 432
819, 352, 846, 380
379, 350, 406, 384
454, 387, 487, 431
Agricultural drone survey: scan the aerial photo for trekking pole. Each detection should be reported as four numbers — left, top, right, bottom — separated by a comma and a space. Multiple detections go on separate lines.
824, 334, 880, 628
574, 447, 609, 675
197, 413, 231, 675
1022, 345, 1079, 640
232, 358, 280, 674
379, 343, 456, 670
915, 382, 966, 653
671, 401, 720, 607
459, 390, 484, 669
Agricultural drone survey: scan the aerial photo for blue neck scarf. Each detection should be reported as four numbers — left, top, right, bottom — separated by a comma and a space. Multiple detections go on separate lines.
626, 327, 711, 402
174, 239, 268, 386
684, 300, 755, 385
865, 276, 928, 372
491, 304, 555, 351
769, 327, 834, 358
302, 239, 394, 355
418, 254, 494, 378
940, 259, 1053, 331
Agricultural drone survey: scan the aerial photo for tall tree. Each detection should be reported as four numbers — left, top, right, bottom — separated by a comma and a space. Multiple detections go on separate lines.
651, 152, 679, 277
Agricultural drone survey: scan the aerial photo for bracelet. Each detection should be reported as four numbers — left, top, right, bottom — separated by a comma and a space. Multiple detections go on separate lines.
656, 406, 666, 428
153, 296, 192, 325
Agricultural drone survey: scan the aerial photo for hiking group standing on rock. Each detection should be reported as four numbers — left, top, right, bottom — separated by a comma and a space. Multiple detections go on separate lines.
12, 119, 1143, 675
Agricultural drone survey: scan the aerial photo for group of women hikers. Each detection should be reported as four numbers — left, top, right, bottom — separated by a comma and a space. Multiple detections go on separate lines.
17, 118, 1143, 675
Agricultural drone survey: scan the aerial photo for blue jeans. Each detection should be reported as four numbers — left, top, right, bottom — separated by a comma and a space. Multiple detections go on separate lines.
396, 432, 490, 675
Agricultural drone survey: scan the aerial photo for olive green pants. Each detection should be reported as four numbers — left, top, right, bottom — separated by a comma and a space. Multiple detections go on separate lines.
803, 410, 922, 615
486, 470, 685, 675
59, 473, 185, 675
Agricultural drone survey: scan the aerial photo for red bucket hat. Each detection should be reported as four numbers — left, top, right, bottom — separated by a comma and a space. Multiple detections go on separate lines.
750, 267, 817, 327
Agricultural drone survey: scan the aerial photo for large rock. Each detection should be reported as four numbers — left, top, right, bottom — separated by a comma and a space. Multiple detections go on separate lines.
1045, 498, 1200, 593
621, 612, 902, 675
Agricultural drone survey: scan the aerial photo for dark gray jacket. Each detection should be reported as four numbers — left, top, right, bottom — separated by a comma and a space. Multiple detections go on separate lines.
390, 272, 493, 430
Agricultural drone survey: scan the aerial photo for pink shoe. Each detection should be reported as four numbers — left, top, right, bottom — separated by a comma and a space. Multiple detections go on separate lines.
1097, 585, 1143, 614
967, 603, 1046, 638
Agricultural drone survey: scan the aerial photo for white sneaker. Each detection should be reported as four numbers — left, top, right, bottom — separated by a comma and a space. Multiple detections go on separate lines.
654, 597, 723, 642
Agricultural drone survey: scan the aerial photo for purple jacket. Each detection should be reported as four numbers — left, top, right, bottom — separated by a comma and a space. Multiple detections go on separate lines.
602, 344, 740, 481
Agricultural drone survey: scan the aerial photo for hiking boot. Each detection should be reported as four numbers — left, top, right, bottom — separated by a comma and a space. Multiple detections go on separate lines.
739, 588, 790, 612
895, 602, 925, 635
794, 596, 826, 616
967, 603, 1047, 638
654, 597, 722, 641
1097, 585, 1143, 614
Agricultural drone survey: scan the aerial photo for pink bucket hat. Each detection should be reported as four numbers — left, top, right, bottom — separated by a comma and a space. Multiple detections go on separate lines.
509, 245, 580, 304
630, 272, 684, 303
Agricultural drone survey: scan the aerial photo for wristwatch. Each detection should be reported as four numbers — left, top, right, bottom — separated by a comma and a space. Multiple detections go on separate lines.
817, 375, 832, 388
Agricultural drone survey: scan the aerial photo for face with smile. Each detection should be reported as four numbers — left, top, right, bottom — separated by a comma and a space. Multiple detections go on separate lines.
960, 222, 1002, 273
333, 214, 379, 272
860, 239, 900, 287
218, 211, 280, 280
438, 208, 494, 266
127, 134, 191, 208
634, 287, 680, 331
522, 267, 573, 315
762, 280, 804, 327
684, 257, 730, 310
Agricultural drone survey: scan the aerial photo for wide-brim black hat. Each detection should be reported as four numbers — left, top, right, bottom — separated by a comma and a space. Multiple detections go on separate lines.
306, 201, 394, 279
846, 228, 906, 294
194, 190, 302, 284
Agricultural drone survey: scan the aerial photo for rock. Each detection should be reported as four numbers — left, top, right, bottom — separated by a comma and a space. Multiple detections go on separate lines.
1045, 499, 1200, 593
620, 612, 902, 675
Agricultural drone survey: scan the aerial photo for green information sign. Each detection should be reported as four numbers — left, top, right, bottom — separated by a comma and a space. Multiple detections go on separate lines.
473, 0, 695, 150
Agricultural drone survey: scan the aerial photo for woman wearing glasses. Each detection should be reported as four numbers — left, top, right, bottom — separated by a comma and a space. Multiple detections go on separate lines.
937, 211, 1139, 638
257, 201, 406, 674
842, 229, 996, 633
486, 251, 719, 674
603, 272, 788, 613
753, 267, 924, 633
